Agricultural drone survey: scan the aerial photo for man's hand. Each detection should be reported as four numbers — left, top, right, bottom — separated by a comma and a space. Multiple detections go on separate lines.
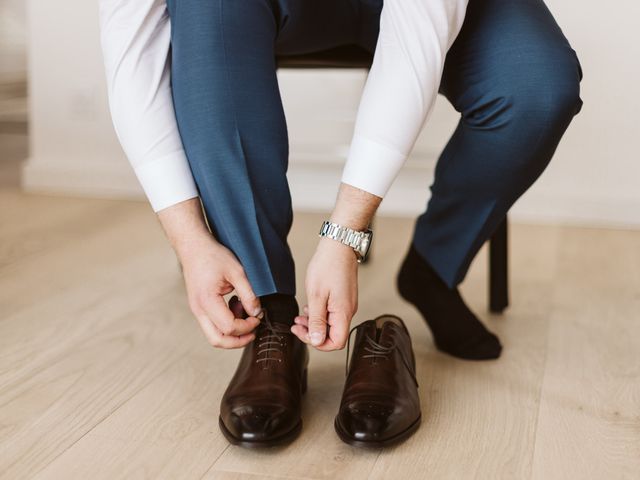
180, 236, 262, 348
158, 198, 262, 349
292, 183, 381, 351
291, 238, 358, 350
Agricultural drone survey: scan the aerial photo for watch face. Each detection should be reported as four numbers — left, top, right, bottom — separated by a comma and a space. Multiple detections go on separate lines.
359, 229, 373, 259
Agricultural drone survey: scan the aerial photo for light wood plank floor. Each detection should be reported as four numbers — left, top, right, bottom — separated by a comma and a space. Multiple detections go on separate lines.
1, 189, 638, 480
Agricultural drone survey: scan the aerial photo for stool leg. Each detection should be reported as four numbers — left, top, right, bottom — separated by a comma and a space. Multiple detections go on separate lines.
489, 217, 509, 313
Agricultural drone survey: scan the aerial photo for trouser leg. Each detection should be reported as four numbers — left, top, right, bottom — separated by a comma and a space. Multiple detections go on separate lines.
413, 0, 584, 288
166, 0, 377, 296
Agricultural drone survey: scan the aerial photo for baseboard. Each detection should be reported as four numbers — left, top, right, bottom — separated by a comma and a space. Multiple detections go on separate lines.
509, 192, 640, 229
22, 155, 144, 200
22, 154, 640, 229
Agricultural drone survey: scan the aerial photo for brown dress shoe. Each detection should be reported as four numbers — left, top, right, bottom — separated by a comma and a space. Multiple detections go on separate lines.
219, 299, 308, 448
335, 314, 421, 448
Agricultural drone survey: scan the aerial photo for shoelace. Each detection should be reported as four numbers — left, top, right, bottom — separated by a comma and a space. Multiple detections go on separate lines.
345, 319, 419, 388
255, 309, 290, 366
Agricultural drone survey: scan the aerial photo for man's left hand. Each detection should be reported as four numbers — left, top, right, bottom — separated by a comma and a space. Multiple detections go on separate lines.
291, 237, 358, 351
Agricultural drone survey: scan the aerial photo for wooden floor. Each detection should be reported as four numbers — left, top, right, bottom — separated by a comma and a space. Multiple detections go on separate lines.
1, 189, 638, 480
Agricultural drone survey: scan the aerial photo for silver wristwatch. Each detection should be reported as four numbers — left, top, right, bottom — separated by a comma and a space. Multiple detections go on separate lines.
318, 220, 373, 263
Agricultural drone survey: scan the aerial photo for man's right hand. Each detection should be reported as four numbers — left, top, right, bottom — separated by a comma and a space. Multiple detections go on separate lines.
158, 198, 262, 349
180, 235, 262, 348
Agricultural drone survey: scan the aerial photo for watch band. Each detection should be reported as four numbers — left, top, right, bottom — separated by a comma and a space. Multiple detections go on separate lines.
318, 220, 372, 262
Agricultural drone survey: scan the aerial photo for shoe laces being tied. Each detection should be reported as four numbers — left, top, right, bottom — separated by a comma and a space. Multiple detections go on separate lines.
345, 316, 419, 387
255, 309, 291, 367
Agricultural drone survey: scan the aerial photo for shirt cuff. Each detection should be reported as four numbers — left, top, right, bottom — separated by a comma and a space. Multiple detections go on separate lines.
133, 153, 199, 212
340, 134, 407, 198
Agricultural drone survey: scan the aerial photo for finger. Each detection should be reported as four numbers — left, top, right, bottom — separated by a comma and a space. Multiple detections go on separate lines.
326, 310, 349, 350
307, 292, 328, 347
195, 312, 221, 346
216, 331, 256, 349
206, 295, 259, 336
291, 324, 310, 344
312, 338, 342, 352
294, 315, 309, 327
195, 313, 255, 349
229, 269, 262, 318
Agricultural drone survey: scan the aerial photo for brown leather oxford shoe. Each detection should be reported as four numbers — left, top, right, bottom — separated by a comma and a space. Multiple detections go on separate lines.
335, 314, 421, 448
219, 298, 308, 448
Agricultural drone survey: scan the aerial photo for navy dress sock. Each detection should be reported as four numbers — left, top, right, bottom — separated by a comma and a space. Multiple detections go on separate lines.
259, 293, 299, 326
397, 245, 502, 360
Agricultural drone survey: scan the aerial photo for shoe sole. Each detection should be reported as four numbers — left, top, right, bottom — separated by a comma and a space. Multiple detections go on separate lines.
218, 416, 303, 449
334, 414, 422, 449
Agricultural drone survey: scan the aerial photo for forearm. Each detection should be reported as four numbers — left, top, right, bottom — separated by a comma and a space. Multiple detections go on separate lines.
329, 183, 381, 231
157, 197, 214, 260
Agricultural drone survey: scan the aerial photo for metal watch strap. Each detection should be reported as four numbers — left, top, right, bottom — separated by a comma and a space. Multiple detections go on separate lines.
318, 220, 372, 262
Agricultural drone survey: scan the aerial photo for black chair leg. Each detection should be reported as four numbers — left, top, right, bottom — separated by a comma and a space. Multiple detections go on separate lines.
489, 217, 509, 313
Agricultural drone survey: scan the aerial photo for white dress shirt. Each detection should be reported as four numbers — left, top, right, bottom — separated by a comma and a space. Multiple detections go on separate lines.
98, 0, 468, 212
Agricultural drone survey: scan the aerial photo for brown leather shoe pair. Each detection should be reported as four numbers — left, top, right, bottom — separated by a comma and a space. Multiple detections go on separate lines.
219, 299, 420, 448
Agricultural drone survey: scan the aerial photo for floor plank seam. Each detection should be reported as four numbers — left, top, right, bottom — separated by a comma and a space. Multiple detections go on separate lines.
365, 449, 384, 479
197, 443, 231, 480
0, 282, 182, 402
27, 348, 192, 478
526, 275, 559, 479
203, 468, 315, 480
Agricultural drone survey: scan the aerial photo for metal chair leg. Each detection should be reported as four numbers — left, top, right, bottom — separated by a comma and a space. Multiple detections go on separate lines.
489, 217, 509, 313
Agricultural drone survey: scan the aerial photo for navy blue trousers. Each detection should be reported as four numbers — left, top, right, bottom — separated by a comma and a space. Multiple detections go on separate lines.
166, 0, 583, 295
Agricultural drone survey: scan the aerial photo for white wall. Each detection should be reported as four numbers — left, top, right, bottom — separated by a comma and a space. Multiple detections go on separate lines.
23, 0, 135, 198
0, 0, 27, 79
22, 0, 640, 228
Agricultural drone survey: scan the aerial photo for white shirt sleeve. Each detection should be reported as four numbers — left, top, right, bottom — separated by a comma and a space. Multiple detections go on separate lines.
341, 0, 469, 198
98, 0, 199, 212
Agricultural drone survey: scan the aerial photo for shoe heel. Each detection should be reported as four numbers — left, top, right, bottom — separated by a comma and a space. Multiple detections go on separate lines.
301, 368, 308, 395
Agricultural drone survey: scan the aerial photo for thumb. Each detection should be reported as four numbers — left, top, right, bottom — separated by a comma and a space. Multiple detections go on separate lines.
230, 269, 262, 318
307, 293, 328, 346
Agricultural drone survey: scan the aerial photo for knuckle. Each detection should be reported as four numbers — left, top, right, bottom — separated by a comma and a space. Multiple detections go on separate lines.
188, 294, 204, 312
307, 287, 323, 299
189, 303, 202, 317
195, 293, 215, 312
191, 305, 208, 320
219, 324, 235, 336
230, 265, 245, 279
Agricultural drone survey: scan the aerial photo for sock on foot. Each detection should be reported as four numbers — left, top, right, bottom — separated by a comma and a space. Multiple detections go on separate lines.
259, 293, 299, 327
397, 245, 502, 360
